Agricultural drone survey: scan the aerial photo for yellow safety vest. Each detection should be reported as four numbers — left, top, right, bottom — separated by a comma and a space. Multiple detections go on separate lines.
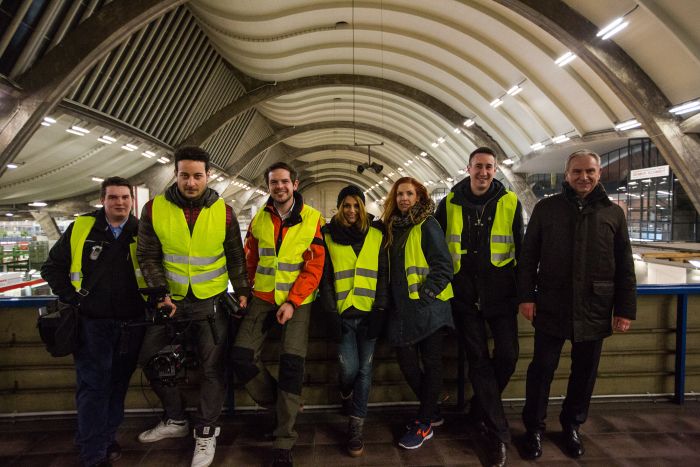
69, 216, 146, 292
251, 205, 322, 305
325, 226, 382, 313
405, 220, 454, 301
151, 195, 228, 299
445, 190, 517, 272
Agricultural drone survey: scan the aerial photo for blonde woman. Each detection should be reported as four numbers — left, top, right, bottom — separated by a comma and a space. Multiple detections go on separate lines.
319, 185, 389, 457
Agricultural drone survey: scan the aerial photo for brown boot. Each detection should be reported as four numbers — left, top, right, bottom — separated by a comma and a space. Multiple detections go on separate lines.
347, 416, 364, 457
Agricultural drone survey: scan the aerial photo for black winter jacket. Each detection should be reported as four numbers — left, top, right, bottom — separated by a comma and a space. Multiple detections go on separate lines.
41, 210, 145, 319
517, 182, 637, 342
137, 184, 249, 299
387, 216, 454, 346
435, 178, 523, 316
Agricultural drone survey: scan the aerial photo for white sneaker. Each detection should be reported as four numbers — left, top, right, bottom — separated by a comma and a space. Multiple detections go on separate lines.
191, 427, 220, 467
138, 419, 189, 443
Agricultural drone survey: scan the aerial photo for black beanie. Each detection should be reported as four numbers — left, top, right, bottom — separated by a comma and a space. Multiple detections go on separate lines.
337, 185, 366, 208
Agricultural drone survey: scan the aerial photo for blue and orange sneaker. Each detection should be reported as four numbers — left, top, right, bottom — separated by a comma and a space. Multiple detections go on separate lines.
398, 421, 433, 449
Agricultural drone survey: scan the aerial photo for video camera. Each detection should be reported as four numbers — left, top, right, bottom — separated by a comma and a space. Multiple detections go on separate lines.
147, 343, 197, 386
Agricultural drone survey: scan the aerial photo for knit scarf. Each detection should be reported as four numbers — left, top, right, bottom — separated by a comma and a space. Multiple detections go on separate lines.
390, 196, 435, 230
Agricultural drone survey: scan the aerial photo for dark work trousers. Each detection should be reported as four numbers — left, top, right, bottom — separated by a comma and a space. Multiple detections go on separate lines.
522, 330, 604, 433
74, 317, 144, 466
455, 301, 519, 443
231, 297, 311, 450
138, 297, 229, 435
395, 328, 445, 425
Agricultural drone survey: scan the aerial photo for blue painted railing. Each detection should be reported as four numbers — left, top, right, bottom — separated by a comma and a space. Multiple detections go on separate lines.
637, 284, 700, 404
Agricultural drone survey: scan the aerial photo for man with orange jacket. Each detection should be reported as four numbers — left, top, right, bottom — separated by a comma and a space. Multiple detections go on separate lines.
231, 161, 325, 467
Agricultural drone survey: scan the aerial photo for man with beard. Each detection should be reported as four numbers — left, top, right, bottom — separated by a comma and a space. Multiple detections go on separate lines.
136, 146, 249, 467
231, 161, 325, 467
436, 147, 523, 467
518, 150, 636, 460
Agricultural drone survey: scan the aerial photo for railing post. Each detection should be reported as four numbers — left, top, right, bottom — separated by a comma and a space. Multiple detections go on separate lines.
674, 293, 688, 405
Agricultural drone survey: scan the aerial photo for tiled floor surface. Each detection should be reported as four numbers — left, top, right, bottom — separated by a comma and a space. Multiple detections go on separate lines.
1, 400, 699, 466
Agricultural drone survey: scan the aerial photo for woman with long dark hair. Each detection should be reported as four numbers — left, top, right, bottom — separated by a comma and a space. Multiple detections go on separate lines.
319, 185, 389, 457
381, 177, 454, 450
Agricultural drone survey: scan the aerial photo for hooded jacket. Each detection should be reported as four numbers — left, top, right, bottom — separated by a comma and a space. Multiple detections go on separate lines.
435, 177, 523, 316
137, 183, 249, 299
517, 182, 637, 342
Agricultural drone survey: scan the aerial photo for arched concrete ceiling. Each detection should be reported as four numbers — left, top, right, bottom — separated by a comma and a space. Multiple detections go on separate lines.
0, 0, 698, 216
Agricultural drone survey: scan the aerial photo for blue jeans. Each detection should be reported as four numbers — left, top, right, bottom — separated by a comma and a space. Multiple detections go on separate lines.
74, 318, 144, 465
337, 317, 377, 418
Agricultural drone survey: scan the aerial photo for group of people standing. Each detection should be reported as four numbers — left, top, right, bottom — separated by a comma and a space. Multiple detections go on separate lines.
41, 144, 636, 467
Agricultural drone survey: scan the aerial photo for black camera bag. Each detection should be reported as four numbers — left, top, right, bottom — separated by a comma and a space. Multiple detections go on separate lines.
38, 300, 80, 357
37, 235, 125, 357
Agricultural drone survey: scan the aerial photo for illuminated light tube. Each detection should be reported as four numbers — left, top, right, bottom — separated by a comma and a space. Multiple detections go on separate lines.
596, 17, 624, 37
490, 98, 503, 108
463, 119, 474, 127
530, 142, 545, 151
669, 100, 700, 115
601, 21, 629, 40
615, 119, 642, 131
555, 51, 576, 66
552, 134, 570, 144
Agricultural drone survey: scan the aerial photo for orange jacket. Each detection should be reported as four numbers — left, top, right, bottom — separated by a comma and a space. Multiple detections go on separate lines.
245, 193, 325, 308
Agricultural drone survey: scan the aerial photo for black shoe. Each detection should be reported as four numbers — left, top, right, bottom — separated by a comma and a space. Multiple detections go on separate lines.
563, 427, 584, 458
522, 431, 542, 460
271, 448, 293, 467
486, 438, 507, 467
107, 442, 121, 463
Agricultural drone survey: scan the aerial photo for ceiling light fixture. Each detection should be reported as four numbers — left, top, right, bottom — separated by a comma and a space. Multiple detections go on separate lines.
615, 119, 641, 131
43, 116, 56, 124
506, 85, 523, 96
530, 142, 546, 151
552, 134, 570, 144
502, 158, 515, 166
555, 51, 577, 67
7, 163, 20, 169
66, 128, 85, 136
669, 99, 700, 115
463, 118, 475, 127
419, 151, 427, 157
490, 98, 504, 108
28, 202, 48, 207
91, 177, 104, 182
122, 143, 138, 151
142, 151, 156, 158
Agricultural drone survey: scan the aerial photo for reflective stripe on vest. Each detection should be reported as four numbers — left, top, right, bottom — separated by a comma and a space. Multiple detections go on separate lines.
325, 226, 382, 314
444, 192, 467, 273
151, 195, 228, 299
445, 190, 518, 271
250, 204, 323, 305
69, 216, 146, 292
405, 220, 453, 301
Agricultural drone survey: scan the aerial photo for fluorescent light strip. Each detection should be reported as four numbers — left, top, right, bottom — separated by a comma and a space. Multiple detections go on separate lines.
615, 119, 641, 131
419, 151, 427, 157
28, 202, 48, 207
490, 98, 503, 108
43, 117, 56, 124
531, 142, 545, 150
552, 134, 570, 144
92, 177, 104, 182
601, 21, 629, 40
66, 129, 85, 136
506, 85, 522, 96
502, 158, 514, 166
97, 137, 114, 144
596, 17, 624, 37
555, 51, 576, 66
463, 119, 474, 127
669, 100, 700, 115
71, 125, 90, 134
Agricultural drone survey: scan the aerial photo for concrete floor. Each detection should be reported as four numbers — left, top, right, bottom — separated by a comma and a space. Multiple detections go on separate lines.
1, 400, 699, 466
